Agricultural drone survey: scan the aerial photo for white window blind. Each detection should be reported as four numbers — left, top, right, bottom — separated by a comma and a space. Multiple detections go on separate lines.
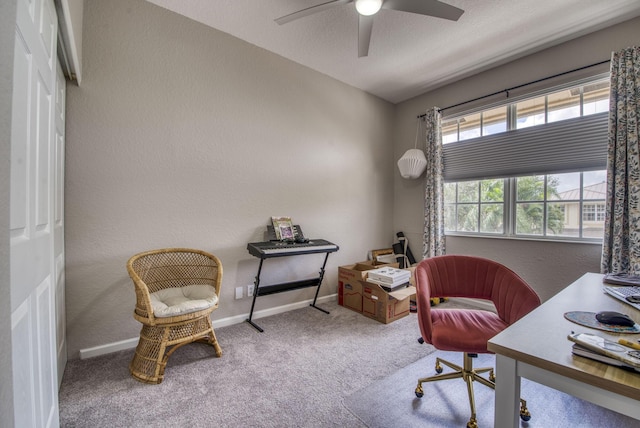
442, 112, 608, 181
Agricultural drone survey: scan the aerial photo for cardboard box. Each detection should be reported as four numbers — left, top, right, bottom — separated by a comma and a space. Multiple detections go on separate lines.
361, 281, 416, 324
406, 266, 416, 286
338, 260, 398, 312
339, 281, 363, 312
406, 265, 417, 300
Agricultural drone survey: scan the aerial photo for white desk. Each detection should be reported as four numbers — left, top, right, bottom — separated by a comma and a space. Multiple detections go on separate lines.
488, 273, 640, 427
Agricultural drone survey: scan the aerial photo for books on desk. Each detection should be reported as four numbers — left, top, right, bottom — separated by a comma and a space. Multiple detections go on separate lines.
572, 344, 640, 373
569, 332, 640, 372
603, 273, 640, 286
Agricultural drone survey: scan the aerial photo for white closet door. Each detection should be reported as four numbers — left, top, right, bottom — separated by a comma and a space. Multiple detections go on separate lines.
11, 0, 61, 426
54, 58, 67, 389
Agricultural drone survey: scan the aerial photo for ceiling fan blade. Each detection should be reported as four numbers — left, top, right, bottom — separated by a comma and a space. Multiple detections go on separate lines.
382, 0, 464, 21
358, 14, 374, 57
275, 0, 353, 25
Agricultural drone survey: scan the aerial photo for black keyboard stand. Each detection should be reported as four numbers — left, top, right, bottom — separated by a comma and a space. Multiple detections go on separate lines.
245, 241, 338, 332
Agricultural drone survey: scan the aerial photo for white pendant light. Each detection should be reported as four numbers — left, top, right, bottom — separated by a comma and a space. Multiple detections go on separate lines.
398, 149, 427, 179
397, 119, 427, 179
355, 0, 383, 16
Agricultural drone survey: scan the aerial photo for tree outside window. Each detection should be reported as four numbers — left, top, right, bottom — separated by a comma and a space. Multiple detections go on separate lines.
445, 171, 605, 240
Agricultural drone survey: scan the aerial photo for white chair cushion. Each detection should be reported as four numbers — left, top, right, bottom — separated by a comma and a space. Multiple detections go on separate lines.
149, 284, 218, 318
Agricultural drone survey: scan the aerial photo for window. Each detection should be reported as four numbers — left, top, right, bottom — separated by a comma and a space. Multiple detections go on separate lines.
583, 204, 606, 222
445, 171, 607, 240
441, 77, 609, 241
583, 81, 610, 115
444, 79, 610, 145
516, 96, 546, 129
444, 179, 504, 233
442, 107, 507, 143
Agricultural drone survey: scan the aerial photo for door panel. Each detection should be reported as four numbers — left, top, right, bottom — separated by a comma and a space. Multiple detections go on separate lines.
11, 0, 62, 426
11, 299, 37, 428
9, 31, 29, 233
36, 278, 57, 427
54, 59, 67, 387
35, 71, 52, 228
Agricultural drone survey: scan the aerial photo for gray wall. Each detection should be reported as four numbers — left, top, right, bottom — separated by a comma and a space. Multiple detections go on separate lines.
64, 1, 640, 359
65, 0, 395, 358
1, 0, 16, 425
393, 17, 640, 302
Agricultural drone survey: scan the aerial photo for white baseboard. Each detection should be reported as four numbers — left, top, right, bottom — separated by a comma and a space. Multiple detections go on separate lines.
79, 337, 140, 359
78, 294, 337, 359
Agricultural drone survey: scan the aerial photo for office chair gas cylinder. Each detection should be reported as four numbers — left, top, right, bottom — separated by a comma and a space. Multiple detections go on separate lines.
413, 255, 541, 428
127, 248, 223, 384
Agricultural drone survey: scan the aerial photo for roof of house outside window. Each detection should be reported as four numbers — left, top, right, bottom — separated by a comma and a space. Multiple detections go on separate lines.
556, 182, 606, 200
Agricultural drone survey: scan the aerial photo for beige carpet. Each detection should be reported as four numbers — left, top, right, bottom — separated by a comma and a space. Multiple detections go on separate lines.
344, 350, 638, 427
59, 299, 431, 427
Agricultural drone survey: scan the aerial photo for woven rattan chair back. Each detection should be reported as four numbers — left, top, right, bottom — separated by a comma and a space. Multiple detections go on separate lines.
127, 248, 223, 384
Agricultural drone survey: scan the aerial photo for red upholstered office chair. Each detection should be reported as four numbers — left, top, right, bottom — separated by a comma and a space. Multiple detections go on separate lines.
414, 255, 541, 428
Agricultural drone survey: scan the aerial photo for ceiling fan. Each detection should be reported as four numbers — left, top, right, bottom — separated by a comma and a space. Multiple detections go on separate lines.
275, 0, 464, 57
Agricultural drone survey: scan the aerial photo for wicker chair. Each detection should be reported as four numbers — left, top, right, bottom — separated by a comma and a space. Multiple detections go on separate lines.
127, 248, 223, 384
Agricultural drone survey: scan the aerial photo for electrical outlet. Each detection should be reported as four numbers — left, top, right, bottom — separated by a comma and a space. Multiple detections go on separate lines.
235, 286, 243, 300
247, 284, 254, 297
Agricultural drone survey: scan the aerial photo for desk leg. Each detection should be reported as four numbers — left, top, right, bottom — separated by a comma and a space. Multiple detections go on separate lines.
494, 354, 521, 428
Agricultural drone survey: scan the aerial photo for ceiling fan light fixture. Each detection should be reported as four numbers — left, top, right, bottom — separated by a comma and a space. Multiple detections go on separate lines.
355, 0, 383, 16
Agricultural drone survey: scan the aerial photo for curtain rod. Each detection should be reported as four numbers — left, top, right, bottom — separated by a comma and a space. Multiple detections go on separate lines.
417, 59, 610, 119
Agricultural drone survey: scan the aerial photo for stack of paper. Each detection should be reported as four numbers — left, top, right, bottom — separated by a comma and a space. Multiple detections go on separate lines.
366, 267, 411, 289
603, 273, 640, 286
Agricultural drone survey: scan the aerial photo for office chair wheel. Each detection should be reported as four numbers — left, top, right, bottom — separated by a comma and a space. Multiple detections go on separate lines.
519, 399, 531, 421
435, 361, 443, 374
489, 369, 495, 382
415, 384, 424, 398
466, 416, 478, 428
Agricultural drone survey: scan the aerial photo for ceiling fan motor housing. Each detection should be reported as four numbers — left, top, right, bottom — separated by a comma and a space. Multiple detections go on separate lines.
275, 0, 464, 57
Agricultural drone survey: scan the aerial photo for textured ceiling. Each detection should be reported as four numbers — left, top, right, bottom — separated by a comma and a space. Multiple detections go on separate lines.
146, 0, 640, 103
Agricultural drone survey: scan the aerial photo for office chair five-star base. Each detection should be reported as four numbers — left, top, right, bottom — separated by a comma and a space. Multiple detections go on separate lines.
414, 353, 531, 428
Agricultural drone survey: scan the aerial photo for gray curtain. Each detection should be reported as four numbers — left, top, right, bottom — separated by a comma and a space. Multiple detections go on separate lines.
601, 46, 640, 274
423, 107, 445, 259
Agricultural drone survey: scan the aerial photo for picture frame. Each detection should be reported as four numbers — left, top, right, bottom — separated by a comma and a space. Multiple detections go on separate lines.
371, 248, 395, 264
271, 216, 294, 240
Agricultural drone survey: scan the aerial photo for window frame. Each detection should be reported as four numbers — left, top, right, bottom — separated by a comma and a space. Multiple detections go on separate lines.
442, 74, 610, 146
441, 76, 609, 243
445, 173, 606, 243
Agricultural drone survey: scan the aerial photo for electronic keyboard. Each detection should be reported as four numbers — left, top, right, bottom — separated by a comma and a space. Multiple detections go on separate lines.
247, 239, 338, 258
